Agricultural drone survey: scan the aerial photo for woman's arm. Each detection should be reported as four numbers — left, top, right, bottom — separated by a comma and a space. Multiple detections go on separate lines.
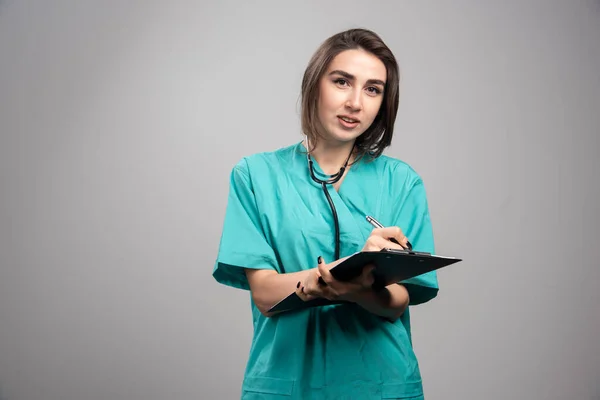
348, 284, 410, 322
245, 268, 315, 317
249, 266, 409, 321
248, 227, 413, 318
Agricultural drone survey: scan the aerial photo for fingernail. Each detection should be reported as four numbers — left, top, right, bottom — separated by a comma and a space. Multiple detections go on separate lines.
301, 287, 304, 293
297, 281, 301, 288
318, 256, 323, 264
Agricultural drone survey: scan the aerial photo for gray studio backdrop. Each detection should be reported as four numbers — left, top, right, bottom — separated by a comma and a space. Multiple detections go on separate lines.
1, 1, 599, 399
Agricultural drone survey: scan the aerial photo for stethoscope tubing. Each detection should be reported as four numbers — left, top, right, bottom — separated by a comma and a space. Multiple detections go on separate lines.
306, 140, 355, 261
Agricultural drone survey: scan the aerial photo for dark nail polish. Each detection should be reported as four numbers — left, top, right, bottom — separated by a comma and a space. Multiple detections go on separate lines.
297, 281, 300, 288
318, 256, 323, 264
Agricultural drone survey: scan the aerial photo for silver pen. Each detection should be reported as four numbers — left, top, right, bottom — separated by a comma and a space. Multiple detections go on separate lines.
365, 215, 412, 250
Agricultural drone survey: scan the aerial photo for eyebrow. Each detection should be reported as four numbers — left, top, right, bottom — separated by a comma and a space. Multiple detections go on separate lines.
328, 70, 386, 86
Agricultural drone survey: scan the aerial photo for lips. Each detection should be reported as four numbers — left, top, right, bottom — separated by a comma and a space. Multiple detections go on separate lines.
337, 115, 360, 129
338, 115, 360, 123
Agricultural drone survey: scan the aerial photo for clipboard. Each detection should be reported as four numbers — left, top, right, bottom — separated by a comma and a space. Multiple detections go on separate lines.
267, 248, 462, 314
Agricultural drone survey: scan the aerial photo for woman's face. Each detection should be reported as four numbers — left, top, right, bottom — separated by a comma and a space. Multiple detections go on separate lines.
317, 49, 387, 145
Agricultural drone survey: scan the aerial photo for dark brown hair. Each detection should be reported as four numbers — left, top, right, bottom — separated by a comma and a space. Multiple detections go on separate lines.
301, 28, 400, 160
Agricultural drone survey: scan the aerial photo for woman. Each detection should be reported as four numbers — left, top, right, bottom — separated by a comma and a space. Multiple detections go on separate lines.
213, 28, 438, 399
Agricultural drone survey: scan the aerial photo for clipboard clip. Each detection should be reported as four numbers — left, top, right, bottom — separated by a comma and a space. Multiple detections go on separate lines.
381, 248, 431, 256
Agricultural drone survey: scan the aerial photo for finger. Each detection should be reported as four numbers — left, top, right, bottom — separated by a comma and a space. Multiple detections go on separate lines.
317, 256, 334, 284
299, 286, 317, 301
305, 267, 330, 299
361, 264, 376, 287
371, 234, 404, 251
373, 227, 409, 249
386, 227, 409, 249
303, 275, 320, 297
362, 263, 375, 275
316, 256, 327, 286
363, 235, 382, 252
296, 280, 316, 301
295, 280, 304, 298
316, 258, 344, 299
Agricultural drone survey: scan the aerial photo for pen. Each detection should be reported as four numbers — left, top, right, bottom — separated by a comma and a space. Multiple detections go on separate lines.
365, 215, 412, 250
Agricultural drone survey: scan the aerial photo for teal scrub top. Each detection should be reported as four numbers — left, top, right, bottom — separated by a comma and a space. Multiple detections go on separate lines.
213, 142, 438, 400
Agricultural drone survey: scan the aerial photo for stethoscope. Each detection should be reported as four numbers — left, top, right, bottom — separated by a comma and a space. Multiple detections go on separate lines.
305, 137, 355, 261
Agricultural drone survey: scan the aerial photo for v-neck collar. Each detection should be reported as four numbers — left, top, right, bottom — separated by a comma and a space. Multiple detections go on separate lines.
295, 141, 359, 195
294, 142, 369, 245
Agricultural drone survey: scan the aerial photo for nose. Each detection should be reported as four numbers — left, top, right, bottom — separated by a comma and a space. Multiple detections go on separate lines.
345, 88, 362, 111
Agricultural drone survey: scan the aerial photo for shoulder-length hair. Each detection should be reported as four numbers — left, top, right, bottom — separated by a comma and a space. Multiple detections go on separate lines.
301, 28, 400, 160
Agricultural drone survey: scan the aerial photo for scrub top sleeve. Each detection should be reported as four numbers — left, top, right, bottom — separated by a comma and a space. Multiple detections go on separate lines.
212, 160, 278, 291
396, 178, 440, 305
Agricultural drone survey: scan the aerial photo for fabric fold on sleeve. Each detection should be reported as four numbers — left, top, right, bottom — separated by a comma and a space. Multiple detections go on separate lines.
212, 159, 278, 291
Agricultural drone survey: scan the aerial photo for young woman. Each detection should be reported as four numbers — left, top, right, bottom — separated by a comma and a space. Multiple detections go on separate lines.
213, 28, 438, 400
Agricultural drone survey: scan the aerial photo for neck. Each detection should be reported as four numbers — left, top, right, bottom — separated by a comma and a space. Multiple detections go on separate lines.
307, 138, 356, 175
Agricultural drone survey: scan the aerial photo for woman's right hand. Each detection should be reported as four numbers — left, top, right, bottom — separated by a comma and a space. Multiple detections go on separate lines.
362, 226, 409, 252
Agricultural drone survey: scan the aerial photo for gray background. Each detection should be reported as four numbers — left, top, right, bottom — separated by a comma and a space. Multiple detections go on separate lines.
1, 1, 599, 399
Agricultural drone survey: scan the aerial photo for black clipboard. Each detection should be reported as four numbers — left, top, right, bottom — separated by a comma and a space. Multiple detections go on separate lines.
267, 248, 462, 314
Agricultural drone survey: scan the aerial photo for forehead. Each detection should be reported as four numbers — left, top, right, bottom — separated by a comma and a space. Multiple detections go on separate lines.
326, 49, 387, 81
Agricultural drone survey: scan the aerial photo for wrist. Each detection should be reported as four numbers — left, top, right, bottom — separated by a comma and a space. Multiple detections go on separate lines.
343, 287, 375, 304
343, 284, 410, 321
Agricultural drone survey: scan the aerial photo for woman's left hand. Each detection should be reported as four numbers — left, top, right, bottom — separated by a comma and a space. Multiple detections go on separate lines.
296, 256, 375, 302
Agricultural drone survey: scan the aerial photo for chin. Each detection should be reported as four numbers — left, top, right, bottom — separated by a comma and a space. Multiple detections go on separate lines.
324, 128, 364, 144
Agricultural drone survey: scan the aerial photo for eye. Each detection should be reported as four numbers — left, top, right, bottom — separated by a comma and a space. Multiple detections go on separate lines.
333, 78, 349, 87
366, 86, 383, 95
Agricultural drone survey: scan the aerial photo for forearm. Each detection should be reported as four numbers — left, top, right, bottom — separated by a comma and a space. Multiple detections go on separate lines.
349, 283, 410, 321
245, 268, 314, 316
